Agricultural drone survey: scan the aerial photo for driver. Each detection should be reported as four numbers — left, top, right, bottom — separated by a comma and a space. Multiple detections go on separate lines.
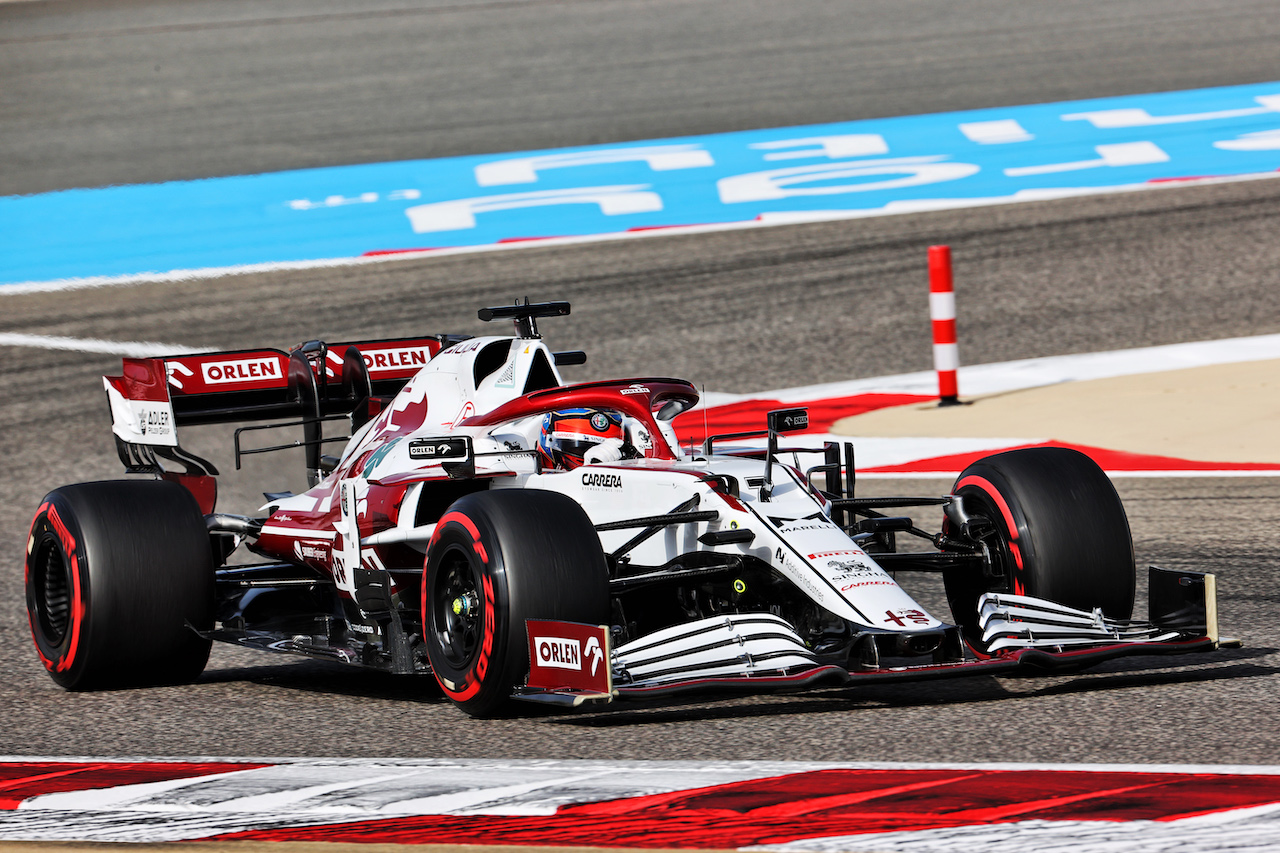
537, 408, 647, 470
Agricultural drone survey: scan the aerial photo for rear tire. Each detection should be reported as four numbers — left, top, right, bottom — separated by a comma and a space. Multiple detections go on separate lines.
26, 480, 215, 690
423, 489, 610, 717
943, 447, 1135, 647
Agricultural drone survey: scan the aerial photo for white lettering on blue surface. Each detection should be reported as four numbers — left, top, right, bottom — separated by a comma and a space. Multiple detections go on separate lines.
1215, 129, 1280, 151
404, 185, 663, 232
1003, 142, 1169, 178
10, 82, 1280, 288
749, 134, 888, 161
475, 145, 714, 186
1062, 94, 1280, 128
959, 119, 1034, 145
718, 156, 980, 204
289, 189, 421, 211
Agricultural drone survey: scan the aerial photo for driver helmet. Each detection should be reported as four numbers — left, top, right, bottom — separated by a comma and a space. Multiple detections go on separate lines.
538, 408, 624, 470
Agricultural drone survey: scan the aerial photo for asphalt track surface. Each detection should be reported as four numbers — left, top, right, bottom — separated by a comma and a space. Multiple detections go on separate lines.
2, 0, 1280, 764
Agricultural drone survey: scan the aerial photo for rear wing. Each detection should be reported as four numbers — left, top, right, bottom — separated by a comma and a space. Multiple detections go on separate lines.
157, 336, 457, 424
104, 335, 464, 485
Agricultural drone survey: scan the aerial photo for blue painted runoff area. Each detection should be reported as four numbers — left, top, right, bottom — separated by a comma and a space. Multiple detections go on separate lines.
3, 81, 1280, 286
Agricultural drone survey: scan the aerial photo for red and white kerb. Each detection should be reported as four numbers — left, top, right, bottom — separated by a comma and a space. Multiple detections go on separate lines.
928, 245, 961, 406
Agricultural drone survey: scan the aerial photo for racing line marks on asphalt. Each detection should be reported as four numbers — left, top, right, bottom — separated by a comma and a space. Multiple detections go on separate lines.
0, 333, 206, 357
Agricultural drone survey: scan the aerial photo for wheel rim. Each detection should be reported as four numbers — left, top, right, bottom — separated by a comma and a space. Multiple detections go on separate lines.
960, 487, 1018, 596
945, 487, 1021, 646
32, 536, 73, 645
432, 545, 482, 669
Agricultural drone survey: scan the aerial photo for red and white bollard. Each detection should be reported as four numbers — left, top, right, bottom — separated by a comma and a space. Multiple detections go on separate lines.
928, 245, 961, 406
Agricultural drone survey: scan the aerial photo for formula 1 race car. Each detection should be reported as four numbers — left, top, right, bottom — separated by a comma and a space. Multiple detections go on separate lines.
26, 300, 1234, 716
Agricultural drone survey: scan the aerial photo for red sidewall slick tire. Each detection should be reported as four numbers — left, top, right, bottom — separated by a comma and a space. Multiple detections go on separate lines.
423, 489, 609, 717
25, 480, 215, 690
943, 447, 1136, 647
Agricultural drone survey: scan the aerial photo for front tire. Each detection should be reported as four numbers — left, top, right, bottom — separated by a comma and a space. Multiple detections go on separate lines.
943, 447, 1135, 647
423, 489, 610, 717
26, 480, 215, 690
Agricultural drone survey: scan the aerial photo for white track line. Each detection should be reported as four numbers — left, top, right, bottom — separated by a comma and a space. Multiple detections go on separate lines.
0, 333, 206, 357
6, 330, 1278, 394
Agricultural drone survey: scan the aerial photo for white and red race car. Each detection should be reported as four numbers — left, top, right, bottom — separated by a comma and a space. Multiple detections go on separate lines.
26, 301, 1233, 716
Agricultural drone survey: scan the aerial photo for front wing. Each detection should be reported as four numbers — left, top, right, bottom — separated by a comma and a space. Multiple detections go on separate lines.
515, 567, 1237, 708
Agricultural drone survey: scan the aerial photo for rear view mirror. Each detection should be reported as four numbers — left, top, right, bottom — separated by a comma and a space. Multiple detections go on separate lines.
767, 408, 809, 433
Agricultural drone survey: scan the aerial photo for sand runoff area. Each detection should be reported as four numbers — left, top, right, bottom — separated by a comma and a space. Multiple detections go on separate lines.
833, 357, 1279, 466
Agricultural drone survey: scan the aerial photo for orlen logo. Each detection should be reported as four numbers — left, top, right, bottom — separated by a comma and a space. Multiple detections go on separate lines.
363, 347, 432, 373
619, 383, 650, 395
201, 357, 283, 385
534, 635, 605, 676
